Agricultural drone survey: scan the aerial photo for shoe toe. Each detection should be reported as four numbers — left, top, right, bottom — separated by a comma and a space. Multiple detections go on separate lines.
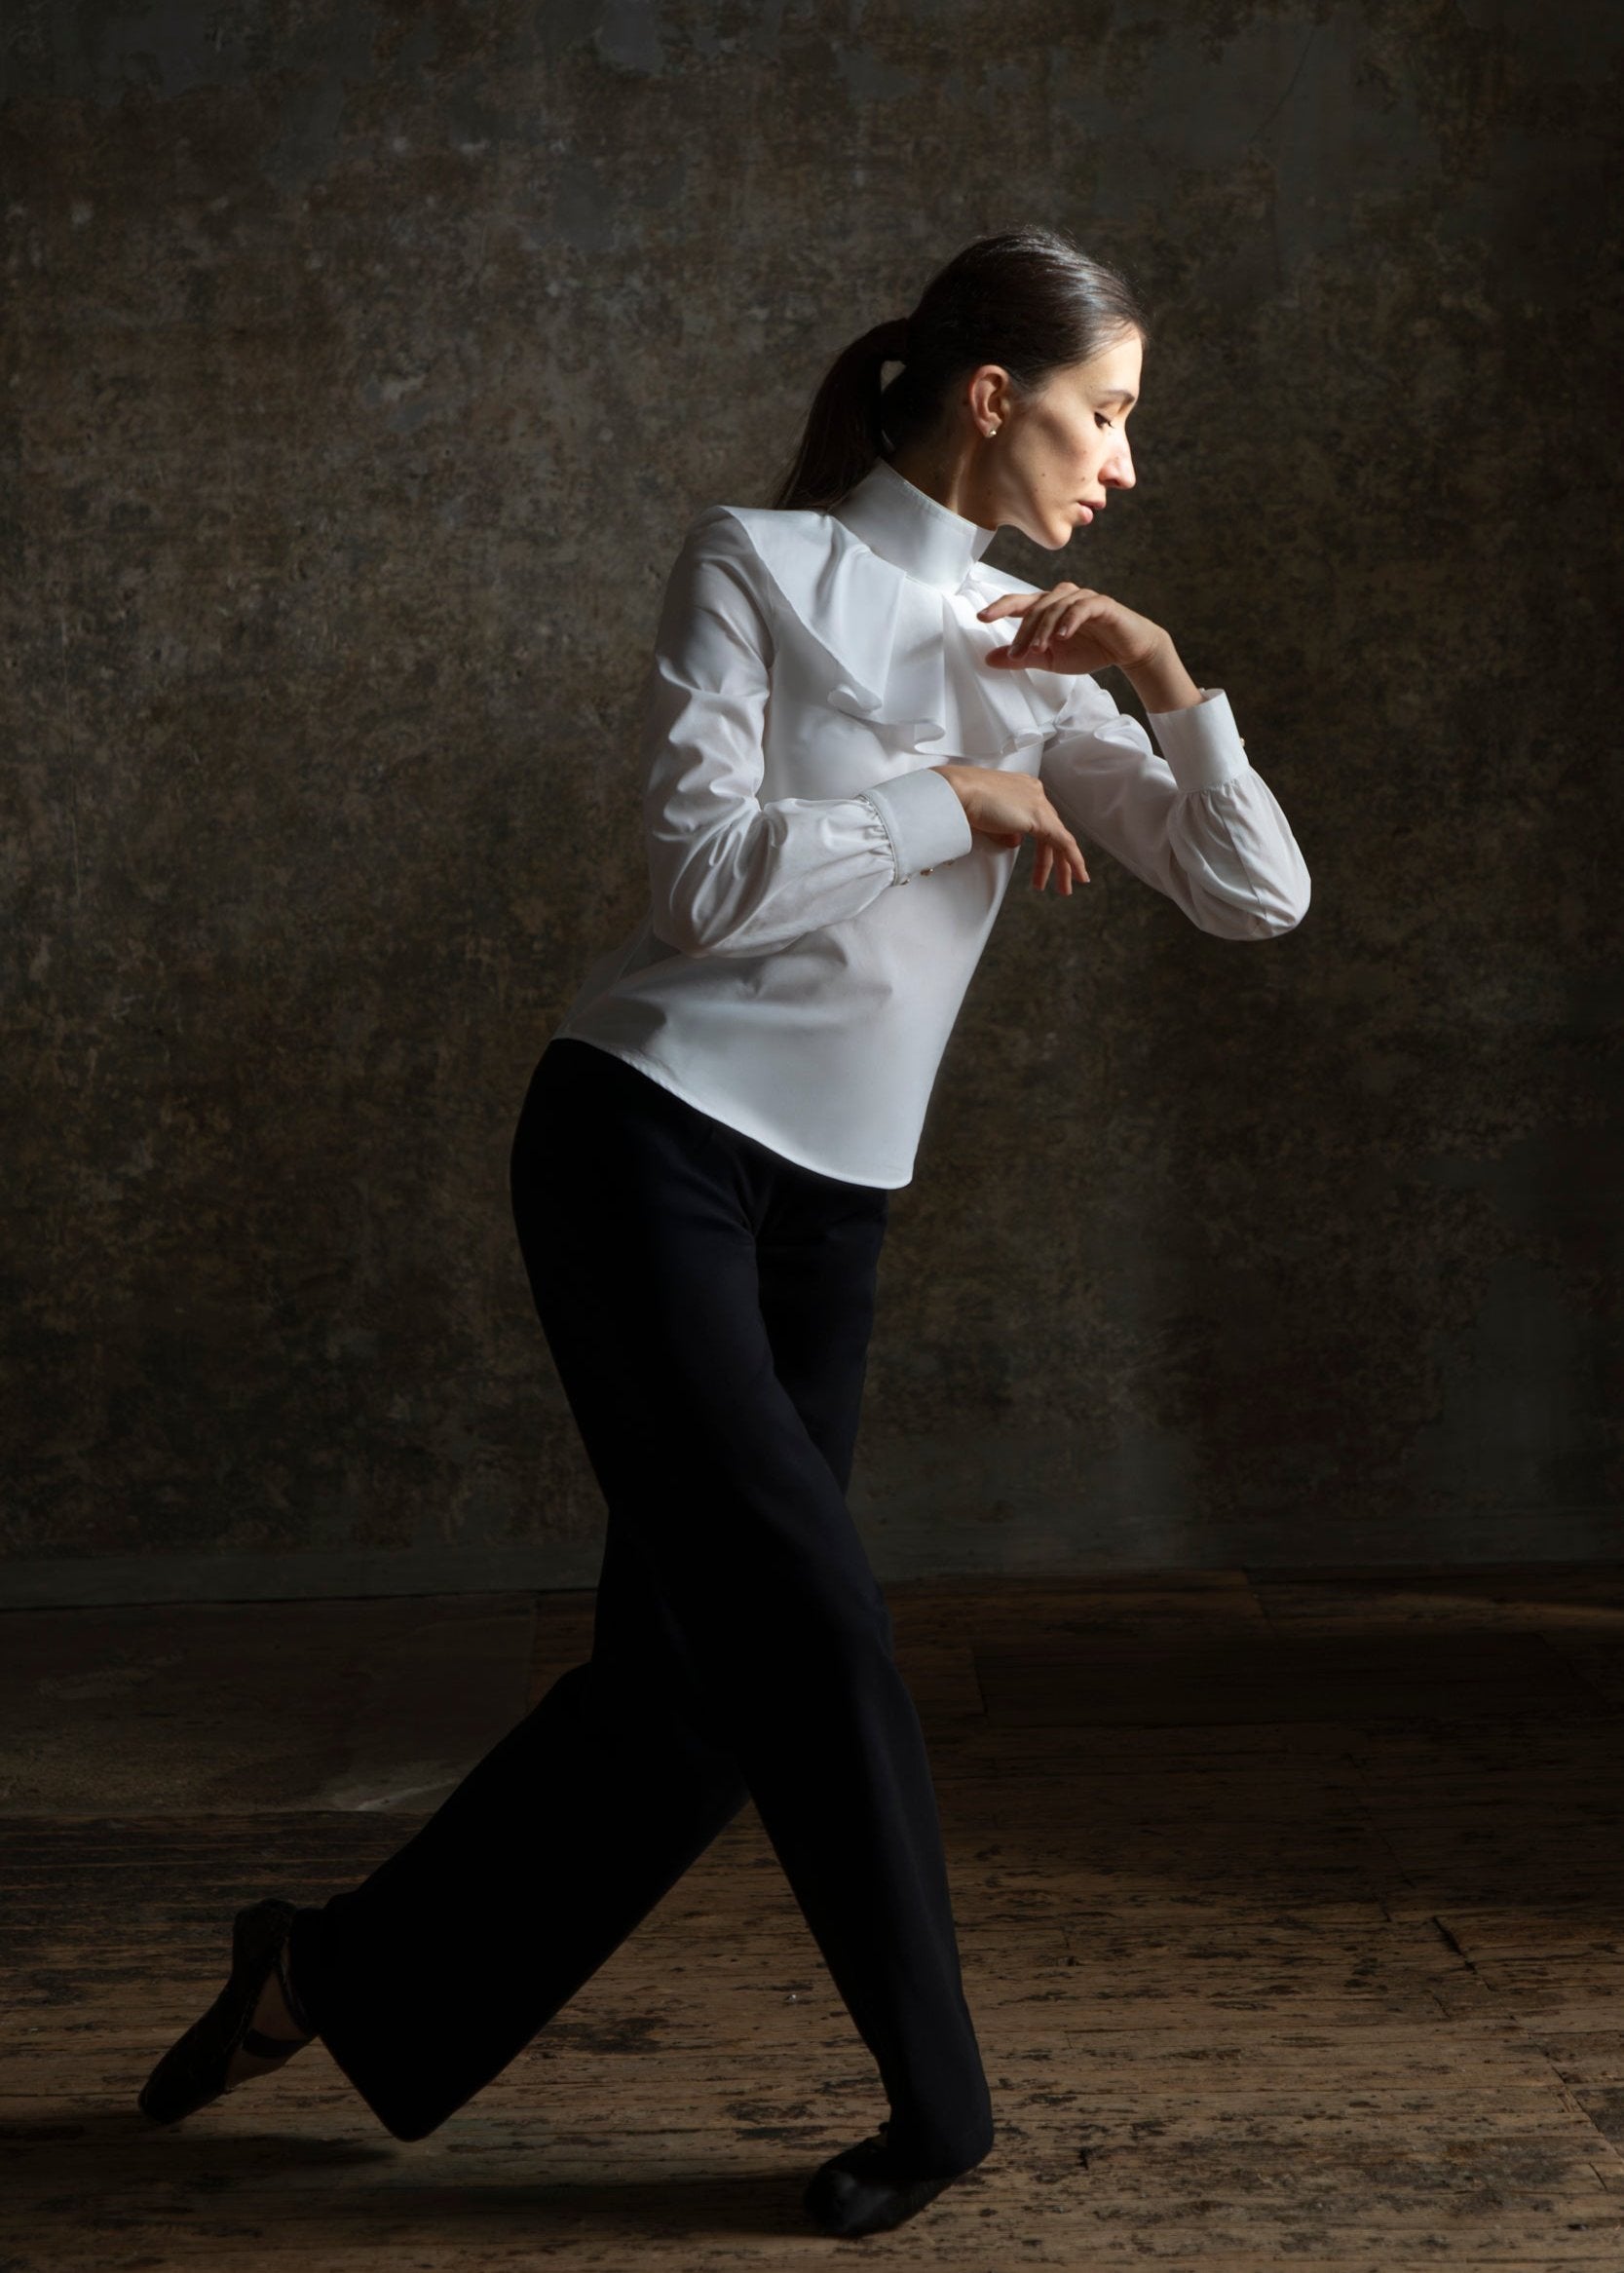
803, 2138, 953, 2237
136, 1897, 301, 2125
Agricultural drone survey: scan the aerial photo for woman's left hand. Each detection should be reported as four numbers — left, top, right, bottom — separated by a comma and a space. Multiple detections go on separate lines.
977, 584, 1167, 677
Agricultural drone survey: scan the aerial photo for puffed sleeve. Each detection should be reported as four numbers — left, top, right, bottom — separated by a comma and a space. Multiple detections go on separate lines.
642, 511, 974, 959
1038, 675, 1311, 938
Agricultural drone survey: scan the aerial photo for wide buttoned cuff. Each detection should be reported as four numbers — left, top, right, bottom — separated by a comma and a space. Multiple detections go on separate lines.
1145, 686, 1251, 795
858, 766, 976, 885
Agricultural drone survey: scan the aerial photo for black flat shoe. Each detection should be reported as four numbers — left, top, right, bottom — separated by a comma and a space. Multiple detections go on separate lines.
138, 1896, 317, 2125
803, 2120, 982, 2238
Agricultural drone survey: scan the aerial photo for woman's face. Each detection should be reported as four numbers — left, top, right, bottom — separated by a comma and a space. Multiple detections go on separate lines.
974, 327, 1143, 550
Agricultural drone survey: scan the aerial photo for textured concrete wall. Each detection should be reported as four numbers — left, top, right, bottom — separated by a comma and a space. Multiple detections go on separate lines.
5, 1, 1620, 1604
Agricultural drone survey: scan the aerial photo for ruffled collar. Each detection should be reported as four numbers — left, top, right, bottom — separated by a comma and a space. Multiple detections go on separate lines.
830, 457, 999, 592
697, 476, 1073, 765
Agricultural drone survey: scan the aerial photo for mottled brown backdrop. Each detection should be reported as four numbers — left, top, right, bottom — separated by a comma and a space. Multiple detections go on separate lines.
5, 0, 1620, 1604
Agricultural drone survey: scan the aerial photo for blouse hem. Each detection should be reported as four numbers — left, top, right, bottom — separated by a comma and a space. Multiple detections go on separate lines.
549, 1029, 913, 1193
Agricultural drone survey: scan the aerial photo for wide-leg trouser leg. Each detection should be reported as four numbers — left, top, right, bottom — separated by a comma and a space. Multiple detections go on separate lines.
287, 1038, 993, 2175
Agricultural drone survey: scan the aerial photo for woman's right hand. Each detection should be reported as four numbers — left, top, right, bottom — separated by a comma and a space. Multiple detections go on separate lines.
931, 765, 1091, 894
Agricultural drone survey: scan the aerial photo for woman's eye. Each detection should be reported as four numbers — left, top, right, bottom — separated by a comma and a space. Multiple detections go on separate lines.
1094, 413, 1114, 431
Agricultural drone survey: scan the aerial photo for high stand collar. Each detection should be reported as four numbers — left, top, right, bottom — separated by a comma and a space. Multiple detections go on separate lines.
830, 456, 999, 593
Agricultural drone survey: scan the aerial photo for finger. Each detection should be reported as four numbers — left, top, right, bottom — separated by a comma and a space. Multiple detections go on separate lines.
975, 595, 1029, 622
1026, 590, 1087, 656
1011, 599, 1065, 658
1033, 839, 1052, 890
1047, 821, 1089, 890
1016, 587, 1085, 656
1035, 600, 1090, 655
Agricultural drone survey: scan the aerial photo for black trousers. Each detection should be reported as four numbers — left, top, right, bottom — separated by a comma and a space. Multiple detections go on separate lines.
285, 1034, 994, 2176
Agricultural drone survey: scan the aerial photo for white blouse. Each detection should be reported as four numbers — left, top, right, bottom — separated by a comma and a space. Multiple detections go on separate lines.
549, 454, 1311, 1189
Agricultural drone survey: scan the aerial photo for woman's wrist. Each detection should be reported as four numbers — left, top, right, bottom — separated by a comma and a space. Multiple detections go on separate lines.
1123, 636, 1202, 715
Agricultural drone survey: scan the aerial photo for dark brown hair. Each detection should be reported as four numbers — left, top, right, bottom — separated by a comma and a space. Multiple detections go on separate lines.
767, 227, 1152, 513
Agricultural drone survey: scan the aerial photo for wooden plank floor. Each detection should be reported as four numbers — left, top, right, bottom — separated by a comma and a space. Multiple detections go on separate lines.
4, 1564, 1624, 2267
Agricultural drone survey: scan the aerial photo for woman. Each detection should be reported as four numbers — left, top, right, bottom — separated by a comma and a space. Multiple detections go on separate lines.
138, 226, 1310, 2239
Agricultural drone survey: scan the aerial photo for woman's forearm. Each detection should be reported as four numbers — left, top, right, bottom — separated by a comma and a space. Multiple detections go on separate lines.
1123, 636, 1202, 715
